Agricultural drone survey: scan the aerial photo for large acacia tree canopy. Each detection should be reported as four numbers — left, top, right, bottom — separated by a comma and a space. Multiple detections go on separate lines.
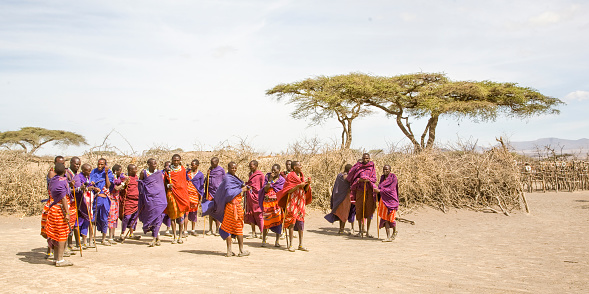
0, 127, 87, 154
269, 72, 563, 152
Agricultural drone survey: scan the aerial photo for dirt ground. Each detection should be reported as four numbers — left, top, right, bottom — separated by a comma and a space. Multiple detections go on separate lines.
1, 192, 588, 293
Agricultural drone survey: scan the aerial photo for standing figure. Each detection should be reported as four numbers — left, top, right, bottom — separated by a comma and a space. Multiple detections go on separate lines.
164, 154, 190, 244
202, 157, 225, 236
185, 159, 204, 236
46, 163, 73, 267
277, 161, 312, 252
138, 158, 168, 247
107, 164, 125, 244
73, 164, 92, 249
346, 153, 377, 238
65, 157, 81, 253
244, 160, 264, 238
375, 165, 400, 242
119, 164, 140, 241
259, 164, 285, 247
89, 158, 114, 246
203, 162, 250, 257
325, 164, 355, 234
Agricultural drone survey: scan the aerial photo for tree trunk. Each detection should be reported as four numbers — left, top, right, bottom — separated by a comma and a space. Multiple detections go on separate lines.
425, 114, 439, 149
395, 113, 422, 152
29, 139, 54, 155
344, 119, 353, 149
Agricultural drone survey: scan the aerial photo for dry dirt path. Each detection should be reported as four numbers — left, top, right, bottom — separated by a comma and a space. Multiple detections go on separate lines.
1, 192, 588, 293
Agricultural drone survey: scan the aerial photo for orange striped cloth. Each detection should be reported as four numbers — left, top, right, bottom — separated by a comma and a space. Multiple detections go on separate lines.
45, 203, 70, 242
220, 193, 244, 236
262, 189, 282, 229
187, 179, 201, 212
284, 187, 306, 228
68, 197, 77, 228
378, 198, 396, 222
40, 193, 52, 239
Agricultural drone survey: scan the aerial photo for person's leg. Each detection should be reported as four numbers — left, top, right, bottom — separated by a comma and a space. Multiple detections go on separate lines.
225, 236, 233, 257
177, 218, 184, 243
288, 225, 295, 251
384, 221, 391, 240
171, 221, 177, 243
274, 231, 280, 247
248, 224, 256, 238
262, 228, 268, 245
338, 220, 345, 234
207, 217, 213, 235
298, 229, 305, 249
366, 218, 372, 237
55, 240, 65, 261
214, 219, 220, 235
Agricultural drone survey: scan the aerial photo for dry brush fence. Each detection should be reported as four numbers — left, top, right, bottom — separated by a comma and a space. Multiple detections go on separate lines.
1, 144, 526, 216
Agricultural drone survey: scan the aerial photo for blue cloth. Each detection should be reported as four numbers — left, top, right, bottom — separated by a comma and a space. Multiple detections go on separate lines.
93, 196, 110, 234
187, 170, 205, 197
202, 173, 243, 224
138, 170, 167, 235
89, 168, 114, 192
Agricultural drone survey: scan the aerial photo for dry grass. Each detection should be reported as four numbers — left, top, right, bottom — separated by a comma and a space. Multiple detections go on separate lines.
0, 140, 524, 216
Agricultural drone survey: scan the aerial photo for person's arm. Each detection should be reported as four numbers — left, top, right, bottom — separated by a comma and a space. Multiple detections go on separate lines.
104, 166, 111, 189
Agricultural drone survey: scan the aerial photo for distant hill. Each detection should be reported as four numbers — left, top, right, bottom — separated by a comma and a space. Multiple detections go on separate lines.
508, 138, 589, 157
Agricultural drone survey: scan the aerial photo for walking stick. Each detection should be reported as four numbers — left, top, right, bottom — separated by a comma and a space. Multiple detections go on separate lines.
203, 170, 210, 238
86, 189, 98, 252
72, 184, 83, 257
376, 195, 380, 240
281, 192, 292, 249
362, 182, 366, 238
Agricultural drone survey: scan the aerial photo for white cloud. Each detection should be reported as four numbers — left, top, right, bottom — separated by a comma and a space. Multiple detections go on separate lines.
564, 90, 589, 101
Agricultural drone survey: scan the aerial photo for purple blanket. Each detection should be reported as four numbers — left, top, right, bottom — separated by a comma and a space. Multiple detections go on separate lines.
346, 161, 377, 191
204, 166, 225, 200
138, 170, 167, 231
378, 173, 399, 210
324, 173, 351, 223
187, 170, 205, 197
202, 174, 243, 223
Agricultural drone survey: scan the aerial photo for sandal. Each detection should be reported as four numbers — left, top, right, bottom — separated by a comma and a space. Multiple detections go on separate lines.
171, 239, 178, 244
237, 251, 250, 257
225, 252, 236, 257
148, 240, 155, 247
298, 246, 309, 252
177, 238, 184, 244
288, 246, 296, 252
101, 240, 112, 246
392, 231, 398, 240
261, 241, 267, 247
55, 260, 74, 267
45, 253, 54, 260
155, 239, 161, 246
108, 238, 117, 245
63, 251, 71, 257
274, 242, 281, 248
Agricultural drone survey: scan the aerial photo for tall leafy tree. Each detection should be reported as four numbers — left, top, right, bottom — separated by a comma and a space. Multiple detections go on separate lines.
0, 127, 87, 155
267, 73, 372, 149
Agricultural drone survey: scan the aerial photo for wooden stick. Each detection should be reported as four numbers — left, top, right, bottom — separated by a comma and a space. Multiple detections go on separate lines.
203, 170, 210, 238
362, 182, 366, 238
72, 185, 83, 257
521, 191, 530, 214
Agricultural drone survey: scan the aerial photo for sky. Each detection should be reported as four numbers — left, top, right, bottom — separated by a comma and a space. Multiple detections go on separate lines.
1, 0, 588, 156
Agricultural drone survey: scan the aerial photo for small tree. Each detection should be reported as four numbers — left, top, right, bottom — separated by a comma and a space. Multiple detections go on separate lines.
267, 73, 372, 149
0, 127, 87, 155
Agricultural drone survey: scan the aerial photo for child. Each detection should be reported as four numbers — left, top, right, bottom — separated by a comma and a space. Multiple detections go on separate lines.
46, 163, 73, 267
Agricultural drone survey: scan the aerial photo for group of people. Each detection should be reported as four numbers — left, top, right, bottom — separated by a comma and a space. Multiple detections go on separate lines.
41, 152, 399, 267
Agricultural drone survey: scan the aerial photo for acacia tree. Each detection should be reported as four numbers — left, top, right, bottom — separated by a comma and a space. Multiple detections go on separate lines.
267, 73, 372, 149
360, 72, 564, 152
0, 127, 87, 155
